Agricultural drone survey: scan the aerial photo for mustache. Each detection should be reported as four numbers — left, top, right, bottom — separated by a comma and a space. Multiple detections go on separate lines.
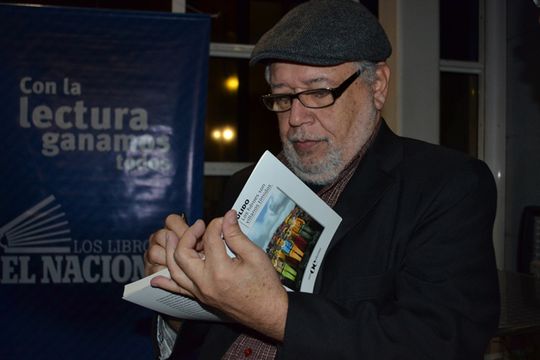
287, 130, 328, 143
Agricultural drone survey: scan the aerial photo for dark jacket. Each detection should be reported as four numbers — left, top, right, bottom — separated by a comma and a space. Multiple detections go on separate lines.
168, 121, 500, 359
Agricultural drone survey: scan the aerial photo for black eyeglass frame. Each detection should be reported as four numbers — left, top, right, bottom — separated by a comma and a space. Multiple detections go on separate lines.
261, 69, 362, 112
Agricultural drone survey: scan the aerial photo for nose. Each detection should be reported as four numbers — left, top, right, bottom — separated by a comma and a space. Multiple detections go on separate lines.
287, 98, 313, 127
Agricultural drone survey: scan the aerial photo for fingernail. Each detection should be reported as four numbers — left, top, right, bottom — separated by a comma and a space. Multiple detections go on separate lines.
226, 209, 238, 224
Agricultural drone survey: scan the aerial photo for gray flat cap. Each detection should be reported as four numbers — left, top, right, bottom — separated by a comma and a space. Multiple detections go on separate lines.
250, 0, 392, 66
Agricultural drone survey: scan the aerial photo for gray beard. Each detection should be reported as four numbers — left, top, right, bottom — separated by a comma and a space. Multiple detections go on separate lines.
282, 139, 343, 186
282, 99, 378, 186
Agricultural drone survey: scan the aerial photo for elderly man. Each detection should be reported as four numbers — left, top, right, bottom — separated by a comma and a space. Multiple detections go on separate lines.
145, 0, 500, 358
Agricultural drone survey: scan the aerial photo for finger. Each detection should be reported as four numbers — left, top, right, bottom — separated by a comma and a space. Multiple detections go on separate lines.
150, 275, 196, 298
165, 230, 180, 268
191, 220, 206, 252
165, 231, 198, 293
149, 229, 169, 248
221, 209, 260, 259
203, 217, 231, 264
145, 229, 171, 275
145, 237, 167, 266
144, 263, 166, 277
195, 238, 205, 252
165, 213, 189, 238
176, 219, 206, 253
145, 230, 168, 276
194, 227, 206, 257
172, 220, 207, 286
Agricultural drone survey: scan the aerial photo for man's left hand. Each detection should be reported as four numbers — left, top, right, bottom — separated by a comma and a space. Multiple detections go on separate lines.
151, 209, 288, 341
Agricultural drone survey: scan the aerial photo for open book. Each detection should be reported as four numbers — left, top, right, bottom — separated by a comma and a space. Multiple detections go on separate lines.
122, 151, 342, 321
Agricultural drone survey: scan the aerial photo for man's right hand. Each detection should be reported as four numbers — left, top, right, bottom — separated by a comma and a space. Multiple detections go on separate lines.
144, 214, 189, 276
144, 213, 190, 332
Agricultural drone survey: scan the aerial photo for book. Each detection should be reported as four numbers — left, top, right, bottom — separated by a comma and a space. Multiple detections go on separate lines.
122, 150, 342, 320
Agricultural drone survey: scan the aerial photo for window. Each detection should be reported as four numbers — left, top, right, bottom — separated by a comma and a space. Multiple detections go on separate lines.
440, 72, 479, 157
439, 0, 484, 158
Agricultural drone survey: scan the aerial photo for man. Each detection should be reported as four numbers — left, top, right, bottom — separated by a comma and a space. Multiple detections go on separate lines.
144, 0, 500, 358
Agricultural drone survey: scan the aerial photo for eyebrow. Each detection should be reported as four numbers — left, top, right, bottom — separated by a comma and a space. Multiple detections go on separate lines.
270, 75, 330, 91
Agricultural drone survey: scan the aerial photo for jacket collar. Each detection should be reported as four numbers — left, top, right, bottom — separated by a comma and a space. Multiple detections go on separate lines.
326, 119, 403, 254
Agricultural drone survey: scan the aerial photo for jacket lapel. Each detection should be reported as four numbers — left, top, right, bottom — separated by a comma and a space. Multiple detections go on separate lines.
320, 121, 403, 267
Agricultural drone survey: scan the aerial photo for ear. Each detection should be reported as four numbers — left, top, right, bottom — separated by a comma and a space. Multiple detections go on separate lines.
372, 63, 390, 111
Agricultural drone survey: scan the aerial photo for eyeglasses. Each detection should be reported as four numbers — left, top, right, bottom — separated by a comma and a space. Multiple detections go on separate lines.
261, 70, 362, 112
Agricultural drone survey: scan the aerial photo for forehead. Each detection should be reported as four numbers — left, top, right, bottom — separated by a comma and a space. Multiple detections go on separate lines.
269, 62, 357, 85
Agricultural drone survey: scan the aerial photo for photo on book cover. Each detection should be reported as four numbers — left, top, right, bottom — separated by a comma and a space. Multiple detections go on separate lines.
240, 185, 324, 291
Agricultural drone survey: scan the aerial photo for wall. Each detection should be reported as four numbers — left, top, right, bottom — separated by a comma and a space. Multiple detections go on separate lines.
379, 0, 439, 143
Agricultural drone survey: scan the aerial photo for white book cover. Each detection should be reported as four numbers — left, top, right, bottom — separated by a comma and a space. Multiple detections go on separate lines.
122, 151, 342, 321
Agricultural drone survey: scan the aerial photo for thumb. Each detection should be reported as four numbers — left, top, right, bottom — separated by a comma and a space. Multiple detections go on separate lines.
222, 209, 259, 257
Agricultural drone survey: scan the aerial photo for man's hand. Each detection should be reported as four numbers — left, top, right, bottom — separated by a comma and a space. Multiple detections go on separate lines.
152, 209, 288, 342
144, 213, 190, 332
144, 214, 190, 276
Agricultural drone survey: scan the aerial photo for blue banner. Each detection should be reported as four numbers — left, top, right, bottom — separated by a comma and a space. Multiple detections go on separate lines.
0, 4, 209, 359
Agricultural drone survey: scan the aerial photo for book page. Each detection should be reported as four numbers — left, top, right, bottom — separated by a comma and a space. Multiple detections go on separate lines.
123, 268, 225, 321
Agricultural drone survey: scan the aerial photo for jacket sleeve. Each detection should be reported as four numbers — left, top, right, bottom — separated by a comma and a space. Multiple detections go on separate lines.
279, 160, 500, 359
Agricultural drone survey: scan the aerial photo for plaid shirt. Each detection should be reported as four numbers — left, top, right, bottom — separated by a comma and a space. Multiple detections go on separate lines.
222, 334, 277, 359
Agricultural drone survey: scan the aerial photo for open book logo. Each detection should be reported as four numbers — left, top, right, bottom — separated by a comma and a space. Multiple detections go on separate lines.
0, 195, 71, 254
